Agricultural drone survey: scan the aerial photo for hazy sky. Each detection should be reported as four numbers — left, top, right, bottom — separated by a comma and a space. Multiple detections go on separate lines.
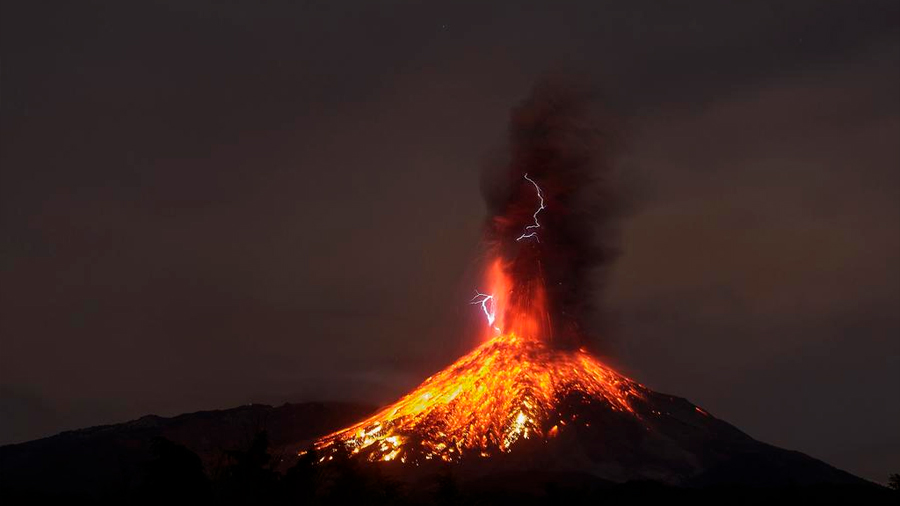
1, 0, 898, 482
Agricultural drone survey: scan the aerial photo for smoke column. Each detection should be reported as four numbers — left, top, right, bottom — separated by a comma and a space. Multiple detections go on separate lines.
482, 79, 622, 349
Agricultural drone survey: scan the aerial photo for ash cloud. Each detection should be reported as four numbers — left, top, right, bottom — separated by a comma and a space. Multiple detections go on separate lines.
483, 79, 624, 349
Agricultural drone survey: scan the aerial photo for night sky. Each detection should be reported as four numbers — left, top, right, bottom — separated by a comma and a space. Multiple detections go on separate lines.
1, 1, 898, 482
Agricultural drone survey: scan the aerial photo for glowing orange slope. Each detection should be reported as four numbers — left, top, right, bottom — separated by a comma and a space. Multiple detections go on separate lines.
312, 331, 645, 464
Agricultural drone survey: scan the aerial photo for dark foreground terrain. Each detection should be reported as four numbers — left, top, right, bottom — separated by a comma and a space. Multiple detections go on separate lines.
0, 402, 894, 505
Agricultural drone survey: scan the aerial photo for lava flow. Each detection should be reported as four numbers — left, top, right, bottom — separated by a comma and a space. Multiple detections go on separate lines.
313, 83, 639, 464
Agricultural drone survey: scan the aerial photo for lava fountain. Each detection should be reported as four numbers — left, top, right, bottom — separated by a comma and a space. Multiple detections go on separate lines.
312, 82, 644, 465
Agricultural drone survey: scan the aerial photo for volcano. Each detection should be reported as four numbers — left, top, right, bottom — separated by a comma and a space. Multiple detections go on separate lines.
308, 84, 870, 489
309, 272, 863, 487
1, 84, 875, 505
312, 329, 864, 487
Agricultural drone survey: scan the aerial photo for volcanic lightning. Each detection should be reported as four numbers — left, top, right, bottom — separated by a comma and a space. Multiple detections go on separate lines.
471, 290, 500, 331
515, 173, 546, 242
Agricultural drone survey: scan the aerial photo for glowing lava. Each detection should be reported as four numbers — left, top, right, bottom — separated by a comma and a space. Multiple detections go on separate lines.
312, 256, 645, 464
313, 331, 643, 463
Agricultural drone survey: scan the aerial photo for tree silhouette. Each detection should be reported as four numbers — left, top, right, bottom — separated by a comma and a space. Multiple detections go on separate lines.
280, 447, 320, 502
216, 430, 278, 505
889, 473, 900, 491
432, 464, 459, 505
139, 437, 210, 504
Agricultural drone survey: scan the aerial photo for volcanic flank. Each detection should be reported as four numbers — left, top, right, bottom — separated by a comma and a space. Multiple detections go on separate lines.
310, 82, 867, 487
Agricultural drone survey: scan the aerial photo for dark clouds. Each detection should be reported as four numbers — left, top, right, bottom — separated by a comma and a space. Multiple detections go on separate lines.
1, 0, 897, 482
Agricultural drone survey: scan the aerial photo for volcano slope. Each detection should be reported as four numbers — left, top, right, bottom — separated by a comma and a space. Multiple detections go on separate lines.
310, 333, 867, 489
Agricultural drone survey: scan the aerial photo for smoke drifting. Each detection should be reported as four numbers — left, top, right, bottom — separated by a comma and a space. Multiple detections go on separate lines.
483, 80, 622, 349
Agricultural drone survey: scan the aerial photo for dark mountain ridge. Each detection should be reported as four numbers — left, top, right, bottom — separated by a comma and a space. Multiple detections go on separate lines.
0, 402, 372, 500
0, 400, 892, 504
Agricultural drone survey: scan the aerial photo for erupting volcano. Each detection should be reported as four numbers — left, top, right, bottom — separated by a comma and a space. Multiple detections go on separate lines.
313, 261, 645, 464
310, 83, 866, 487
313, 82, 630, 465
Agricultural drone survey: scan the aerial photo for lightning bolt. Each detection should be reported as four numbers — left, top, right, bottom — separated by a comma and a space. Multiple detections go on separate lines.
515, 173, 545, 242
471, 291, 501, 332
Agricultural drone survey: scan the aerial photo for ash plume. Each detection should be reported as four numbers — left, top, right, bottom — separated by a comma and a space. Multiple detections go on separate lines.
482, 79, 623, 349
